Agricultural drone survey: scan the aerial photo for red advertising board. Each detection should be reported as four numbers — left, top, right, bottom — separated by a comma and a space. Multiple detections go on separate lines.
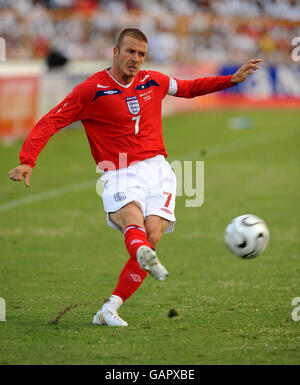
0, 76, 39, 140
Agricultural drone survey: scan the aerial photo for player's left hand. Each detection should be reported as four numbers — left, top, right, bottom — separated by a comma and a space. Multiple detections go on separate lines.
230, 59, 262, 84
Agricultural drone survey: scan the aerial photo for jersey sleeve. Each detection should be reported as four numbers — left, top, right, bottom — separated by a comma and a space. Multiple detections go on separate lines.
147, 70, 170, 99
167, 75, 235, 98
19, 81, 93, 167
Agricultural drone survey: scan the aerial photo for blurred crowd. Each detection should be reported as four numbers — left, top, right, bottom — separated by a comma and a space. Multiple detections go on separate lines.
0, 0, 299, 64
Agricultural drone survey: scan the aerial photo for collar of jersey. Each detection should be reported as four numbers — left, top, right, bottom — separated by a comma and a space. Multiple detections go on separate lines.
105, 68, 134, 89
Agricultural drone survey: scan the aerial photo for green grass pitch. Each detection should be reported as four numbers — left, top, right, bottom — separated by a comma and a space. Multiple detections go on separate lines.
0, 109, 299, 365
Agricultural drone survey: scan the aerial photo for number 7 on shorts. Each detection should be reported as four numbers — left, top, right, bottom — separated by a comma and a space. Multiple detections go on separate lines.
163, 191, 172, 208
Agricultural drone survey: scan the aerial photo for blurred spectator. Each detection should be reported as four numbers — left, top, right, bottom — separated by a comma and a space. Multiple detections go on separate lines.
46, 49, 68, 69
0, 0, 299, 64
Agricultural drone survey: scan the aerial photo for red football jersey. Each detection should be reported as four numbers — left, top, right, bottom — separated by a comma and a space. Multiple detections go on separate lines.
20, 69, 234, 170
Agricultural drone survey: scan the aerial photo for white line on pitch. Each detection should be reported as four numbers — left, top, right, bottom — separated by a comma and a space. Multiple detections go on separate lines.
0, 180, 95, 212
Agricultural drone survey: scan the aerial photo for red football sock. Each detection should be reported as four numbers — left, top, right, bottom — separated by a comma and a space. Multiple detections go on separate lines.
123, 224, 151, 261
112, 257, 147, 301
112, 225, 150, 302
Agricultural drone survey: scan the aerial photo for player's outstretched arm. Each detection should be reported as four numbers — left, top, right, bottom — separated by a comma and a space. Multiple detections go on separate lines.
8, 164, 33, 188
230, 59, 262, 84
167, 58, 262, 99
7, 81, 93, 189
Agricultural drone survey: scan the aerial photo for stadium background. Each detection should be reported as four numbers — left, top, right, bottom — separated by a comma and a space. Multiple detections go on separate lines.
0, 0, 300, 139
0, 0, 300, 366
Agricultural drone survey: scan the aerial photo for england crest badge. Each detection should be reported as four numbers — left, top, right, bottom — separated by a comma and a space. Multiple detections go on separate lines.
126, 96, 140, 115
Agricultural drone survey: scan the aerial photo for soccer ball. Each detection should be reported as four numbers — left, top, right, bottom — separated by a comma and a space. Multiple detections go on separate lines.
224, 214, 270, 259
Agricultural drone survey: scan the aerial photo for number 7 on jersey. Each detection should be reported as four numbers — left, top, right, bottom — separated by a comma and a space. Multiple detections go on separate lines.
132, 115, 141, 135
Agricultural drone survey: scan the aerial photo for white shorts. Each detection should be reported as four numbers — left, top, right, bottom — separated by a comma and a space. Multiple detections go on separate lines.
100, 155, 176, 233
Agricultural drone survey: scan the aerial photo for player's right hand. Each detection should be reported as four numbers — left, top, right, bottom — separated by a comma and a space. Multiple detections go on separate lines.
8, 164, 33, 187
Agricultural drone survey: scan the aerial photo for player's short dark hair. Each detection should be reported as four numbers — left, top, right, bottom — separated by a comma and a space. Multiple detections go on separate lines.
115, 28, 148, 51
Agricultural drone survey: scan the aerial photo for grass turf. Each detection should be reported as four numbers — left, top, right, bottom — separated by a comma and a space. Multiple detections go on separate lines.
0, 109, 299, 365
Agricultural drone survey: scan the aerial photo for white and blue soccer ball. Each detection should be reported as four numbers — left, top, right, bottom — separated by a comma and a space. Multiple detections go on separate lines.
224, 214, 270, 259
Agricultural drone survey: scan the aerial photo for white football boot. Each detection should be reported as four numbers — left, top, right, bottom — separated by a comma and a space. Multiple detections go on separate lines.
92, 309, 128, 327
137, 245, 169, 281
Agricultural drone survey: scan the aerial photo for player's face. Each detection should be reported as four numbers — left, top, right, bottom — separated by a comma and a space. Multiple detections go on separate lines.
114, 36, 148, 80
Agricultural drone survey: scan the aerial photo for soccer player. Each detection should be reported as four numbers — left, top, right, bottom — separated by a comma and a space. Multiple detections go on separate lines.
8, 28, 261, 327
